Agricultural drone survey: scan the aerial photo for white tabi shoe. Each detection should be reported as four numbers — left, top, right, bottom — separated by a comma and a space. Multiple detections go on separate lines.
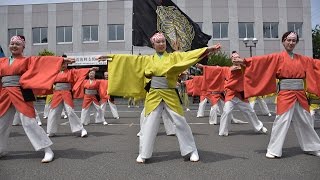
196, 115, 204, 118
219, 133, 229, 137
37, 121, 42, 126
103, 121, 108, 125
186, 108, 191, 112
136, 132, 141, 137
114, 117, 120, 119
136, 154, 145, 163
47, 133, 55, 137
268, 113, 272, 117
259, 127, 268, 134
190, 150, 199, 162
265, 152, 278, 159
305, 151, 320, 157
63, 115, 68, 119
43, 116, 48, 119
41, 147, 54, 163
81, 128, 88, 137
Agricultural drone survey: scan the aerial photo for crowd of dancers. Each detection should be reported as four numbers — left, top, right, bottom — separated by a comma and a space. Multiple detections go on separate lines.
1, 31, 320, 164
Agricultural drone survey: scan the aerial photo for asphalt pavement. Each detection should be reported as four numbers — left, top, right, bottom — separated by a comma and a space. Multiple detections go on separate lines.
0, 97, 319, 180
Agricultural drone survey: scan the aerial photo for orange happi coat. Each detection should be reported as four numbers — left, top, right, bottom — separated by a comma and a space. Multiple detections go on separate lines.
81, 79, 101, 109
224, 67, 248, 102
99, 79, 110, 104
0, 56, 63, 118
244, 51, 320, 115
191, 76, 209, 101
185, 79, 194, 96
202, 66, 229, 105
51, 68, 89, 109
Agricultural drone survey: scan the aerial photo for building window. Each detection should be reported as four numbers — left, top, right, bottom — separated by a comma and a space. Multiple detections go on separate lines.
263, 22, 278, 38
32, 27, 48, 44
238, 22, 254, 38
57, 26, 72, 43
196, 22, 203, 30
213, 22, 228, 38
8, 28, 24, 43
108, 24, 124, 41
288, 22, 303, 38
82, 25, 98, 42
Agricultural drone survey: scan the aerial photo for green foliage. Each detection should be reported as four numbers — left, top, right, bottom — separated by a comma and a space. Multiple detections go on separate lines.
312, 25, 320, 59
207, 51, 232, 66
38, 49, 55, 56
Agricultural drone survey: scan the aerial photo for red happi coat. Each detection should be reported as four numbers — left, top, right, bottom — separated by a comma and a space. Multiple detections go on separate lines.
99, 79, 111, 104
185, 79, 194, 96
202, 66, 229, 105
190, 76, 209, 101
51, 68, 89, 109
244, 51, 320, 115
0, 56, 63, 118
224, 67, 248, 102
81, 79, 101, 109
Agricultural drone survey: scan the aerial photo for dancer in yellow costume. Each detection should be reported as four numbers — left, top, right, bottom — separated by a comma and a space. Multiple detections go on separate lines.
98, 32, 221, 163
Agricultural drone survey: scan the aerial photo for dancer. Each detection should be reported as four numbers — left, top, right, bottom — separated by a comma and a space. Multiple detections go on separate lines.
195, 64, 248, 125
46, 57, 90, 138
99, 71, 120, 119
0, 35, 74, 163
80, 69, 108, 125
235, 31, 320, 158
98, 32, 221, 163
218, 52, 268, 136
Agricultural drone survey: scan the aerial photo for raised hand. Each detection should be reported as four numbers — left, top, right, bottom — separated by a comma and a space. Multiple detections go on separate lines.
195, 63, 204, 69
209, 43, 222, 53
96, 55, 108, 61
63, 57, 75, 64
90, 67, 99, 71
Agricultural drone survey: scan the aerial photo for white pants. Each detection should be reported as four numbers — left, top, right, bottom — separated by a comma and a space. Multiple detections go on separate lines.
0, 106, 52, 152
13, 108, 42, 125
139, 102, 197, 159
219, 97, 263, 136
139, 107, 176, 136
267, 102, 320, 157
101, 100, 119, 118
209, 99, 224, 124
250, 97, 271, 115
81, 102, 106, 125
47, 102, 83, 134
44, 103, 67, 118
197, 98, 208, 117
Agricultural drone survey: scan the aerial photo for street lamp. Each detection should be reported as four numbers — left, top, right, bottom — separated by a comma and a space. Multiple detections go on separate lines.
242, 38, 258, 57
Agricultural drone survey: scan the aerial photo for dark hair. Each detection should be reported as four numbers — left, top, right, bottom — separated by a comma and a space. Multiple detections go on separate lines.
231, 51, 237, 54
281, 31, 299, 43
62, 54, 67, 58
17, 35, 25, 41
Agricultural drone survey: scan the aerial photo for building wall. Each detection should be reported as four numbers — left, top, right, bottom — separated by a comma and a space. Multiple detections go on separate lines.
0, 0, 313, 58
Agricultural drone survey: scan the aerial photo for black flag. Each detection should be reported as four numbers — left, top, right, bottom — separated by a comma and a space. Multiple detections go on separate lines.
132, 0, 211, 52
0, 45, 5, 58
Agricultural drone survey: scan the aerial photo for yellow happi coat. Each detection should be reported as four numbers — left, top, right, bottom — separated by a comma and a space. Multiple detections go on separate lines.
107, 48, 207, 116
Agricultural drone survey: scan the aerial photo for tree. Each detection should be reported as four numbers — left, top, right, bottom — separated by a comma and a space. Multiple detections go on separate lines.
207, 51, 233, 66
38, 49, 55, 56
312, 25, 320, 59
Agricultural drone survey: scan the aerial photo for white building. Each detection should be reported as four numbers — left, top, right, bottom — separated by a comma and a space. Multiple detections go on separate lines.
0, 0, 313, 58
